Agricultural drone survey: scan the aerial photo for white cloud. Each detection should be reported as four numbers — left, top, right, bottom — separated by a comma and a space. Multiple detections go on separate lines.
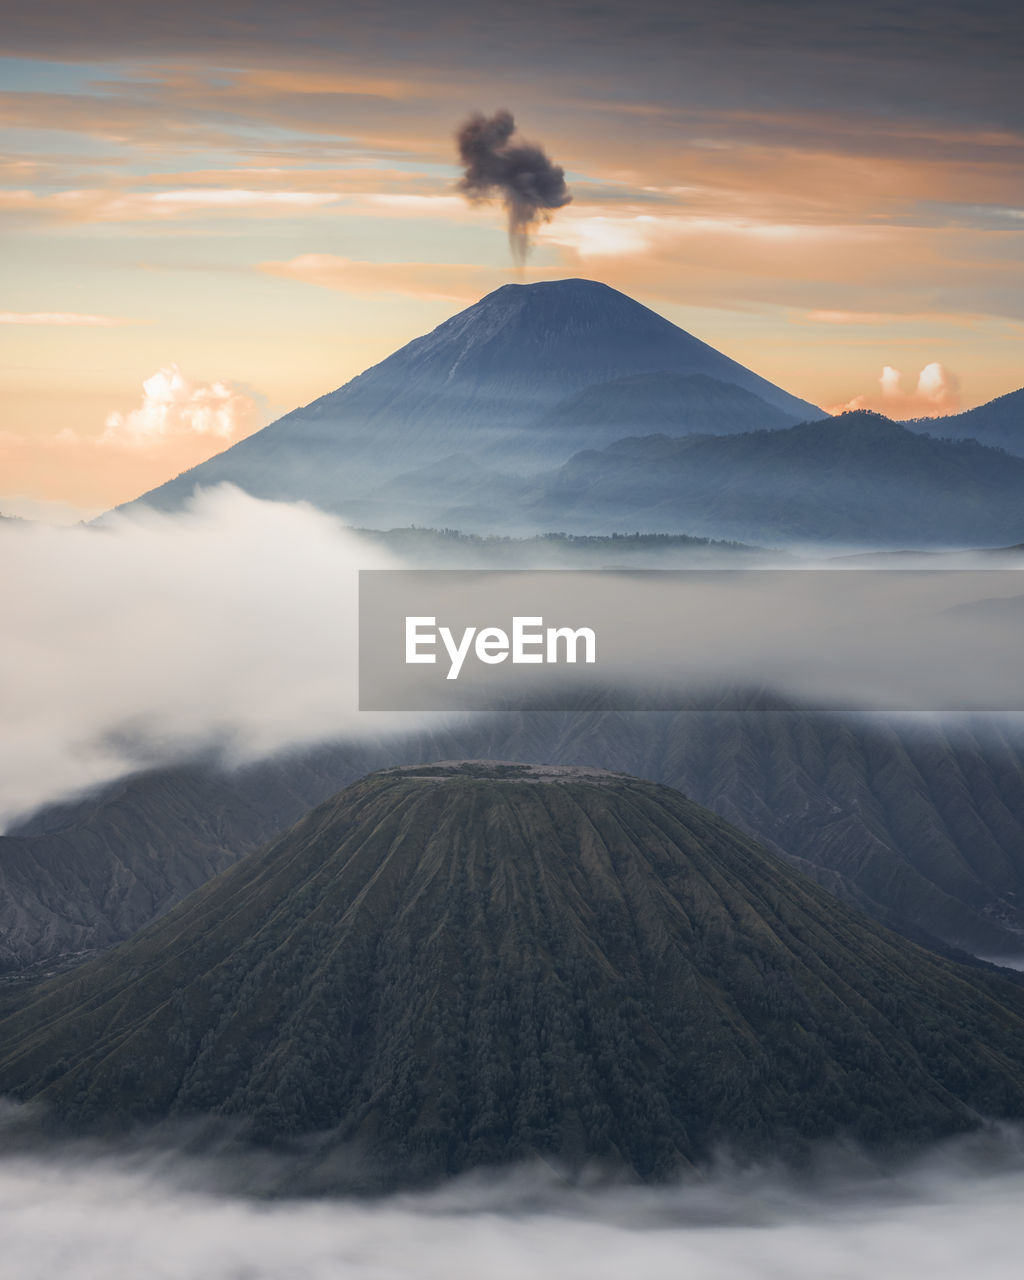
829, 362, 961, 417
362, 194, 466, 214
0, 312, 125, 326
101, 364, 263, 449
0, 189, 340, 222
1, 492, 1019, 831
2, 1136, 1024, 1280
542, 212, 668, 258
0, 487, 436, 830
147, 189, 338, 210
543, 211, 847, 260
807, 310, 889, 324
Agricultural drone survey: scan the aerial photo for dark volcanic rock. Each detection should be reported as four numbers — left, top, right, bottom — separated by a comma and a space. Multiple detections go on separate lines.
5, 708, 1024, 971
5, 762, 1024, 1188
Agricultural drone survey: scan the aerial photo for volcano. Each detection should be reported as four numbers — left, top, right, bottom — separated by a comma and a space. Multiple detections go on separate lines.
4, 763, 1024, 1188
120, 280, 820, 522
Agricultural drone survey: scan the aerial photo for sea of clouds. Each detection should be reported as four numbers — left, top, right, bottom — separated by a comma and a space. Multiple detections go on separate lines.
2, 1125, 1024, 1280
0, 485, 437, 829
2, 483, 1022, 829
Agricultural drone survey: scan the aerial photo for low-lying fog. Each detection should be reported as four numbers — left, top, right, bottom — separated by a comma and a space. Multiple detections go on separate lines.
2, 483, 1022, 830
2, 1125, 1024, 1279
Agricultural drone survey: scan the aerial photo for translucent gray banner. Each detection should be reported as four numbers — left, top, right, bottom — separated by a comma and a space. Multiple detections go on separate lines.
359, 569, 1024, 711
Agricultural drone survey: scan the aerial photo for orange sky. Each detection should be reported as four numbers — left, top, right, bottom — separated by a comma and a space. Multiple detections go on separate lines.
2, 1, 1022, 517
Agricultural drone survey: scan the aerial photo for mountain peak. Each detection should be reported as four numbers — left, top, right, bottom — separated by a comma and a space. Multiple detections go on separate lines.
376, 759, 630, 784
481, 276, 623, 301
472, 277, 643, 316
118, 275, 824, 521
6, 763, 1024, 1188
819, 409, 911, 436
397, 276, 687, 376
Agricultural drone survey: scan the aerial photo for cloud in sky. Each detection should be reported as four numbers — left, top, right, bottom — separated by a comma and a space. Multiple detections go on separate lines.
0, 408, 271, 515
830, 362, 962, 417
0, 311, 126, 326
101, 364, 263, 449
808, 310, 896, 325
0, 188, 341, 223
3, 3, 1021, 123
1, 0, 1022, 511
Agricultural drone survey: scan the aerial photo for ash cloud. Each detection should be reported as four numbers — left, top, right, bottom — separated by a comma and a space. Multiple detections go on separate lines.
456, 110, 572, 264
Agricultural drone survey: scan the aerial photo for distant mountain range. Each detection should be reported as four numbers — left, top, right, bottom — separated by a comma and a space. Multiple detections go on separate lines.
353, 409, 1024, 545
521, 411, 1024, 545
5, 705, 1024, 974
0, 754, 345, 974
907, 388, 1024, 457
112, 278, 1024, 547
6, 762, 1024, 1187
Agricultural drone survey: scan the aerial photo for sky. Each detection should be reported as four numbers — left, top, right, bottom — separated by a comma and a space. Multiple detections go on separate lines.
1, 0, 1023, 516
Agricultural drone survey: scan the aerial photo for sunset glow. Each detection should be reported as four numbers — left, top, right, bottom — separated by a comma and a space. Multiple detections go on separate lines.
2, 1, 1022, 513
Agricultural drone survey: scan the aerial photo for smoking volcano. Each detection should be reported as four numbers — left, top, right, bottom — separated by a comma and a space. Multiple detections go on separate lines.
119, 278, 820, 524
4, 763, 1024, 1188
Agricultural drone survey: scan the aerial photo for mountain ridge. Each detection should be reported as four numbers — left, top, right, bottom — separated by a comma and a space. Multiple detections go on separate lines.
5, 708, 1024, 972
907, 387, 1024, 457
519, 411, 1024, 544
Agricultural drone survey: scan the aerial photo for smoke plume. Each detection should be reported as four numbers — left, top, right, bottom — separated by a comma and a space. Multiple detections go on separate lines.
455, 110, 572, 264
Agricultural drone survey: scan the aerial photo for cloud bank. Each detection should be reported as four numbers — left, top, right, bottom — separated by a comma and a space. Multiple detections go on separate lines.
2, 1129, 1024, 1280
0, 486, 430, 830
3, 489, 1021, 830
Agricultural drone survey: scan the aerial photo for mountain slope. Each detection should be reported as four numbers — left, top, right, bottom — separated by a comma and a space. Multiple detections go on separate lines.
0, 752, 366, 973
120, 280, 821, 520
527, 411, 1024, 544
4, 708, 1024, 972
5, 762, 1024, 1187
536, 371, 801, 436
909, 388, 1024, 457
